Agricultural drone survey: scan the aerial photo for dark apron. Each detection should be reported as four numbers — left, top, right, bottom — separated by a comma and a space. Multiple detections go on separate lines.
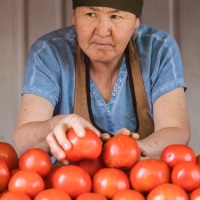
73, 39, 154, 139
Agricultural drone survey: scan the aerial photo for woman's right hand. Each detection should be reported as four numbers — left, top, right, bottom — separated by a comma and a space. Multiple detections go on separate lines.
46, 114, 100, 165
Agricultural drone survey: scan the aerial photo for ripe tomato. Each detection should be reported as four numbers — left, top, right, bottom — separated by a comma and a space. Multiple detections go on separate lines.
102, 135, 140, 170
0, 142, 18, 171
10, 168, 20, 178
34, 188, 71, 200
190, 187, 200, 200
196, 154, 200, 166
76, 192, 107, 200
1, 191, 31, 200
8, 169, 44, 198
0, 159, 10, 192
64, 128, 102, 162
19, 148, 51, 178
171, 162, 200, 192
160, 144, 196, 169
43, 166, 60, 189
112, 189, 145, 200
130, 158, 171, 193
0, 190, 8, 198
147, 183, 189, 200
74, 156, 105, 177
93, 167, 130, 199
52, 165, 92, 199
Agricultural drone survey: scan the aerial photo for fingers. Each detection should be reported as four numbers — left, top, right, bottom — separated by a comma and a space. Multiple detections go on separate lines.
115, 128, 140, 140
46, 132, 67, 161
101, 133, 111, 142
53, 122, 72, 151
62, 114, 101, 138
46, 114, 101, 163
60, 115, 86, 138
130, 132, 140, 140
115, 128, 131, 135
61, 159, 70, 165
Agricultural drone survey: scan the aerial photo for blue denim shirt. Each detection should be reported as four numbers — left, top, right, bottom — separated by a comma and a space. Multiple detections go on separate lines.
22, 23, 186, 135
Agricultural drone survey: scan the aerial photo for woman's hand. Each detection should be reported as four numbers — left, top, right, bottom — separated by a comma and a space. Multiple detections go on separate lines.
101, 128, 139, 141
46, 114, 100, 165
101, 128, 147, 158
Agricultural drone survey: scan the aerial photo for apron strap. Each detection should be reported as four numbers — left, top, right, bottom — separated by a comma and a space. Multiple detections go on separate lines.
73, 43, 91, 122
128, 40, 154, 139
73, 39, 154, 139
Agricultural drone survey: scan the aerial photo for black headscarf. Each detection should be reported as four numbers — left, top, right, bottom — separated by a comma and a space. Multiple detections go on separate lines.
72, 0, 143, 18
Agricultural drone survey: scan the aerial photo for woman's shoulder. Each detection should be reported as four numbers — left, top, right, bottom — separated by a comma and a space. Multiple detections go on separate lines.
136, 23, 180, 56
30, 25, 76, 52
138, 23, 176, 44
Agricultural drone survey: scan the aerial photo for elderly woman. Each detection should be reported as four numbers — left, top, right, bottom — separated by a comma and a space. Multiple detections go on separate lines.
13, 0, 191, 163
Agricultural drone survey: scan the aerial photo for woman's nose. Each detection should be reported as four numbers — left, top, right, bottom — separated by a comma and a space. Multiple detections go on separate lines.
95, 18, 112, 37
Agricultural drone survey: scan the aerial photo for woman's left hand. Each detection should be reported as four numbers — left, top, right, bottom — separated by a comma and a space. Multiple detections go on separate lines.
100, 128, 139, 142
100, 128, 148, 157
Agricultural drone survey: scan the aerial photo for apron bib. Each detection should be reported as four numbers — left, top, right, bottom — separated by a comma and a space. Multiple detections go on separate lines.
73, 39, 154, 139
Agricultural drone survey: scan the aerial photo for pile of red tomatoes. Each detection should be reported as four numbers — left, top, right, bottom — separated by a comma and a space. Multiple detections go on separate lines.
1, 128, 200, 200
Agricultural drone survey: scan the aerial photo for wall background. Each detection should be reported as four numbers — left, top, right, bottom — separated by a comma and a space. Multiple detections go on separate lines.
0, 0, 200, 153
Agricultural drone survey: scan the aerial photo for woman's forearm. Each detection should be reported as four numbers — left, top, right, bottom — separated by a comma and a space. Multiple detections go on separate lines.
137, 127, 191, 159
12, 115, 66, 156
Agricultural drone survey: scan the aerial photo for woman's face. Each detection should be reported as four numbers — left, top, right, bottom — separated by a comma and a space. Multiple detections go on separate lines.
72, 6, 140, 64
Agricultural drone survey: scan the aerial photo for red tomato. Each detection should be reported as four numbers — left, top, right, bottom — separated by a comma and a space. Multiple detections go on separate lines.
10, 168, 20, 178
0, 190, 8, 198
74, 156, 105, 177
102, 135, 140, 170
64, 128, 102, 162
196, 154, 200, 166
112, 189, 145, 200
160, 144, 196, 169
19, 148, 51, 177
171, 162, 200, 192
1, 191, 31, 200
147, 183, 189, 200
8, 169, 44, 198
52, 165, 92, 199
76, 192, 107, 200
0, 142, 18, 171
43, 166, 60, 189
93, 167, 130, 199
190, 187, 200, 200
34, 188, 71, 200
0, 159, 10, 192
130, 158, 171, 193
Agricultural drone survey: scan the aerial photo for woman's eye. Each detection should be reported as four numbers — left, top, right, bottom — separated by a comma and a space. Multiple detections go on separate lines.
111, 15, 122, 20
86, 13, 96, 18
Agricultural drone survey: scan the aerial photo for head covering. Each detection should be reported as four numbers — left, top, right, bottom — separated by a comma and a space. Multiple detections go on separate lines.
72, 0, 143, 18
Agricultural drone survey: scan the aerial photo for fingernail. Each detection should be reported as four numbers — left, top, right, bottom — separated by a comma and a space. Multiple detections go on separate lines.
62, 159, 69, 165
64, 143, 70, 151
78, 130, 85, 137
58, 152, 65, 159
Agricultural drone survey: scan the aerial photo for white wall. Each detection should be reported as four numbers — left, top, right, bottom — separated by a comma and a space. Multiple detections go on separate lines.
0, 0, 200, 154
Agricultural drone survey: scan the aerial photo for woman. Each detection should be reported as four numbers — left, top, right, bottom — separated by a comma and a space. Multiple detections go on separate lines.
13, 0, 191, 164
